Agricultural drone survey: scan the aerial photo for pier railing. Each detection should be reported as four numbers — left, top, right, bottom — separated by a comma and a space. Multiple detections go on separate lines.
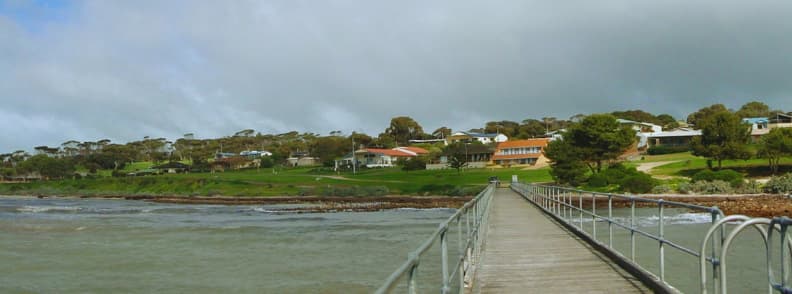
513, 182, 792, 294
375, 184, 495, 294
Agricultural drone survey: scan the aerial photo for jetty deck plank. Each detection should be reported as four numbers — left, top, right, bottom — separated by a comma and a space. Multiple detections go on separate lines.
472, 188, 649, 293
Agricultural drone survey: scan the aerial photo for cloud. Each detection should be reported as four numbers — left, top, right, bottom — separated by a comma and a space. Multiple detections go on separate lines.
2, 0, 792, 151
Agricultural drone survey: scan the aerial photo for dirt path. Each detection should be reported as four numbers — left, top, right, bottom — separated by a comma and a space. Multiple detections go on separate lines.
313, 175, 406, 183
636, 160, 681, 173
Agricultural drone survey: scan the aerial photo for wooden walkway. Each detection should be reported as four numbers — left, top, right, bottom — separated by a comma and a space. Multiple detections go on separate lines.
472, 188, 650, 293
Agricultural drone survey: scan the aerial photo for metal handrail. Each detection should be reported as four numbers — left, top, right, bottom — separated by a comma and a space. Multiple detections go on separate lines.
375, 184, 495, 294
512, 182, 724, 292
514, 183, 792, 294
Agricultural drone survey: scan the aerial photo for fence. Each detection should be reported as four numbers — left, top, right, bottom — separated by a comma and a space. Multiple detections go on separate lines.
512, 182, 792, 294
375, 184, 495, 294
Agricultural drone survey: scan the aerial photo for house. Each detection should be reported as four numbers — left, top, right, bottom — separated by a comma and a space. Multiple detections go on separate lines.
770, 113, 792, 129
428, 144, 495, 170
743, 117, 770, 140
447, 132, 508, 144
337, 147, 429, 169
647, 129, 702, 147
286, 151, 320, 167
215, 152, 238, 159
152, 162, 190, 174
492, 139, 550, 167
617, 119, 663, 149
240, 150, 272, 159
408, 139, 448, 145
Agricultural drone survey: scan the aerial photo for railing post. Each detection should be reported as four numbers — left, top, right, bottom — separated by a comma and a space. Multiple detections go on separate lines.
457, 216, 464, 292
659, 199, 665, 282
441, 230, 449, 294
631, 198, 636, 262
579, 191, 583, 229
608, 194, 613, 248
408, 263, 418, 294
592, 193, 597, 240
710, 209, 720, 294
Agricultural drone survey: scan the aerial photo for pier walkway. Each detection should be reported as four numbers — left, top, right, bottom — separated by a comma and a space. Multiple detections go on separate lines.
472, 188, 649, 293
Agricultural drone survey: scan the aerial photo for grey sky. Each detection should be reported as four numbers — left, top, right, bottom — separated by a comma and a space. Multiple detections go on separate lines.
1, 0, 791, 151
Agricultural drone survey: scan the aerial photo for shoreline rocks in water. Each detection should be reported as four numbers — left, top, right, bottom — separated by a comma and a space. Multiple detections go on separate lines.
571, 194, 792, 218
9, 194, 473, 213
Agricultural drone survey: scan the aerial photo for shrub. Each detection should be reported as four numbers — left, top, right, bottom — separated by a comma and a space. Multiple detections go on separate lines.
651, 184, 674, 194
692, 169, 744, 188
736, 180, 763, 194
621, 173, 656, 194
764, 173, 792, 194
587, 173, 608, 187
687, 180, 733, 194
646, 145, 690, 155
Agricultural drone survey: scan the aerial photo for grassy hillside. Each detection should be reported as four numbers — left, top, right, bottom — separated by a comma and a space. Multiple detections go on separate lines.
0, 166, 552, 197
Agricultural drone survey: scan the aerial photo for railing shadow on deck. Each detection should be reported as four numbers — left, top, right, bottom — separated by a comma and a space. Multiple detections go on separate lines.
512, 182, 792, 294
375, 184, 495, 294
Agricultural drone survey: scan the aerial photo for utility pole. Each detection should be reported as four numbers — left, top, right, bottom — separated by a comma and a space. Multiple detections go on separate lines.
352, 137, 356, 175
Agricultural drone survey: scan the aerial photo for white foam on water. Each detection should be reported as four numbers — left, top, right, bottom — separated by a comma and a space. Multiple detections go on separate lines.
16, 206, 82, 213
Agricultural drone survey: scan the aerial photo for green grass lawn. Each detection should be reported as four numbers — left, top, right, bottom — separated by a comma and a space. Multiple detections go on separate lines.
631, 152, 792, 178
0, 166, 552, 197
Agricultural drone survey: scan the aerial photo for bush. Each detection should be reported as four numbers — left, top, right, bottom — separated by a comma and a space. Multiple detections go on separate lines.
651, 184, 674, 194
587, 164, 656, 193
692, 169, 744, 188
621, 173, 656, 194
587, 173, 608, 187
685, 180, 733, 194
765, 173, 792, 194
737, 180, 763, 194
646, 145, 690, 155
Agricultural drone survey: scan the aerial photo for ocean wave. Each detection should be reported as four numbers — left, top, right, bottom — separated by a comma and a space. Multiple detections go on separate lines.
16, 206, 83, 213
567, 212, 713, 226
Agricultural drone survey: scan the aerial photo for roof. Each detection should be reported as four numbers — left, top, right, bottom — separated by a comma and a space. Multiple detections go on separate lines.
358, 148, 415, 157
397, 147, 429, 154
492, 153, 543, 160
454, 132, 501, 138
743, 117, 769, 124
617, 119, 662, 128
648, 130, 702, 138
496, 139, 550, 149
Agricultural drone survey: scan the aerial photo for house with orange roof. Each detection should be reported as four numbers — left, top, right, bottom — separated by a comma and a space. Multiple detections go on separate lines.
491, 138, 550, 167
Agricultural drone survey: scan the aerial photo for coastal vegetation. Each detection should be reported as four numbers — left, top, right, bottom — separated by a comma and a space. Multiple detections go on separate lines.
2, 100, 792, 197
0, 166, 552, 197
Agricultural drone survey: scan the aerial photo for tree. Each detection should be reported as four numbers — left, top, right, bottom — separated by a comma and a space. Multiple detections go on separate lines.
17, 154, 74, 180
656, 114, 679, 130
432, 127, 452, 139
541, 117, 557, 134
447, 153, 468, 175
517, 119, 546, 138
484, 121, 519, 137
543, 139, 588, 185
384, 116, 425, 146
399, 156, 427, 172
690, 111, 752, 169
611, 110, 662, 125
757, 128, 792, 174
735, 101, 771, 118
687, 104, 729, 127
562, 114, 635, 173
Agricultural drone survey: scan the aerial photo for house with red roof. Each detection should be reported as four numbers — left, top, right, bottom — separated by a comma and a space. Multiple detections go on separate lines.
492, 138, 550, 167
340, 147, 429, 168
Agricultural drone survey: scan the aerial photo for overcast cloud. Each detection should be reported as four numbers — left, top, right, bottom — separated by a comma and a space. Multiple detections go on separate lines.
1, 0, 792, 151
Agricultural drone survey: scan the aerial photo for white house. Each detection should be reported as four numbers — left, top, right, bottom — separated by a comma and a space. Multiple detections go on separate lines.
336, 147, 429, 169
447, 132, 508, 144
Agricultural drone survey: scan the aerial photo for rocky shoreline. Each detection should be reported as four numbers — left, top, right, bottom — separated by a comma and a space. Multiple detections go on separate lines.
16, 194, 473, 213
572, 194, 792, 218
